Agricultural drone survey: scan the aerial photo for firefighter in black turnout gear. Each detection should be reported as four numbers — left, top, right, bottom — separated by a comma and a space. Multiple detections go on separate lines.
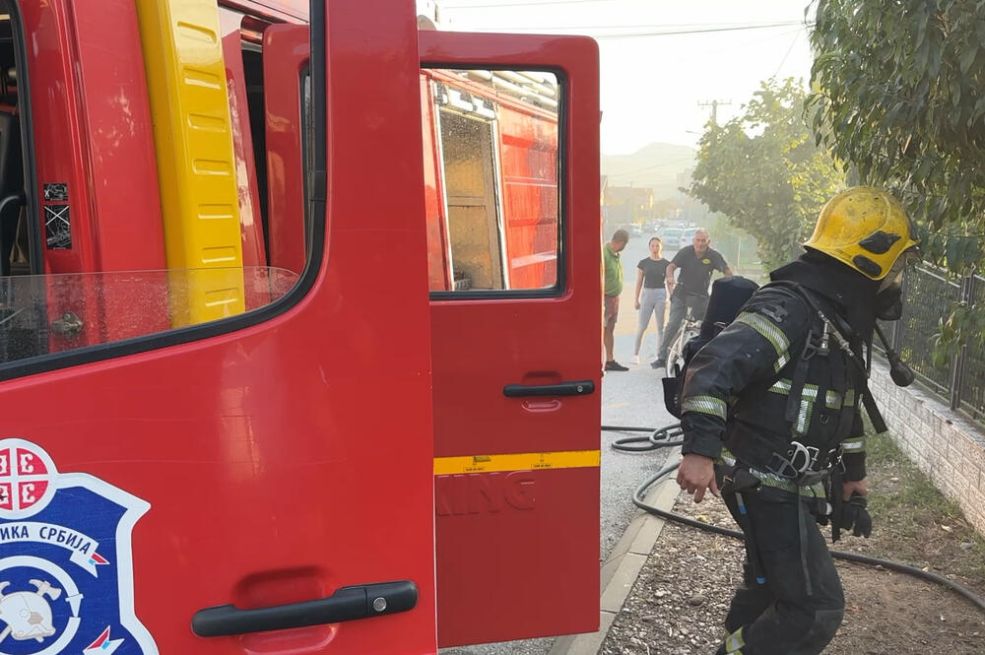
675, 188, 919, 655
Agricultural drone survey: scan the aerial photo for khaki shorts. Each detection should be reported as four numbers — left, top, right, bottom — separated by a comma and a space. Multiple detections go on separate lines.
603, 294, 619, 331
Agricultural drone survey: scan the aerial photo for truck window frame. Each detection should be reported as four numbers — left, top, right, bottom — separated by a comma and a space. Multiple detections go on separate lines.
426, 65, 569, 302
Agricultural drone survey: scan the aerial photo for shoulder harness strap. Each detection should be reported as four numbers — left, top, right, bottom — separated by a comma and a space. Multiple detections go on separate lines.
762, 281, 888, 435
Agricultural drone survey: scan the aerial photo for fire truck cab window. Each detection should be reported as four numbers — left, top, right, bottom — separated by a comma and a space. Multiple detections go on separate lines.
425, 69, 561, 294
0, 5, 310, 371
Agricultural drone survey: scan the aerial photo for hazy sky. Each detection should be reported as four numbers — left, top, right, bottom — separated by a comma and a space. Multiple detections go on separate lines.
437, 0, 816, 155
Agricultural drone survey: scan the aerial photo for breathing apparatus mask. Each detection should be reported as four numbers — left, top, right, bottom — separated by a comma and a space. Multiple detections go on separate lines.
873, 248, 920, 386
874, 249, 918, 321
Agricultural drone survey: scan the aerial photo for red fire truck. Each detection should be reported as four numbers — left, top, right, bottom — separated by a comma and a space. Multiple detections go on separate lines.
0, 1, 600, 653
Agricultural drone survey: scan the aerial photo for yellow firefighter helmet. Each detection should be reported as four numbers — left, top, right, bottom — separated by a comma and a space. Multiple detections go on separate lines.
804, 187, 919, 280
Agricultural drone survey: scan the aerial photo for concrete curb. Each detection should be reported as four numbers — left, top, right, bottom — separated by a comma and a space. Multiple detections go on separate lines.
549, 471, 682, 655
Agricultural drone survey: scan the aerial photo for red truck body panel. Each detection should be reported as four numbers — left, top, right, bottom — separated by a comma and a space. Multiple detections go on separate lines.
0, 2, 601, 652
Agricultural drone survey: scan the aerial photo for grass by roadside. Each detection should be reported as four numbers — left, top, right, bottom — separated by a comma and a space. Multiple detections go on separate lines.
853, 431, 985, 592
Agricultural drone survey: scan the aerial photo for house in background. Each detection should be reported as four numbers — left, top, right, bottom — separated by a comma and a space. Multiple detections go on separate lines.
603, 184, 655, 229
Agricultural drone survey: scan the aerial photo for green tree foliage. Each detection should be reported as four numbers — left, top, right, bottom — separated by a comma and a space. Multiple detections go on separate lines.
688, 79, 844, 271
809, 0, 985, 272
810, 0, 985, 356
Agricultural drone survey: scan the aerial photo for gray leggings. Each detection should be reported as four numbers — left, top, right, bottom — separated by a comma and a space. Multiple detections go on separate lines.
634, 287, 667, 355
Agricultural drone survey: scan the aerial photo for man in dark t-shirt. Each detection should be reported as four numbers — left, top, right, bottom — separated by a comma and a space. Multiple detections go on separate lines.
652, 228, 732, 368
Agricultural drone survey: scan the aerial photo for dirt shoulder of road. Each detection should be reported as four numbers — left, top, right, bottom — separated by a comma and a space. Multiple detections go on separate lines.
600, 433, 985, 654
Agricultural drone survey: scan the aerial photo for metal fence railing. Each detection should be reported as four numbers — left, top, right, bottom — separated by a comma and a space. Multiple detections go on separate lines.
880, 264, 985, 424
961, 275, 985, 421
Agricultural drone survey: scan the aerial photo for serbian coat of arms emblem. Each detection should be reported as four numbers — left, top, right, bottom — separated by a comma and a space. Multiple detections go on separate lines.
0, 438, 157, 654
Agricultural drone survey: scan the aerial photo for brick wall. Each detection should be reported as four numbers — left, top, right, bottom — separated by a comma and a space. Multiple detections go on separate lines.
869, 360, 985, 535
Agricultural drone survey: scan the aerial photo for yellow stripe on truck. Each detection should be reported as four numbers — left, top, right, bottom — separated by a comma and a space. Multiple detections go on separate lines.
135, 0, 245, 326
434, 450, 601, 475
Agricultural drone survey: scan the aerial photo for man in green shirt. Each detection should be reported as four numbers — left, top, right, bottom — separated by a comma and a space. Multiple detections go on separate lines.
604, 229, 630, 371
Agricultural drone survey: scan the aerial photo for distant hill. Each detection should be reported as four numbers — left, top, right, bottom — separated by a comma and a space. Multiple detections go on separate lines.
602, 143, 697, 199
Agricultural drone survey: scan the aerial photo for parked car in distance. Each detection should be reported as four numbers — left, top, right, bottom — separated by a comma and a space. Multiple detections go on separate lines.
661, 227, 683, 250
680, 227, 698, 249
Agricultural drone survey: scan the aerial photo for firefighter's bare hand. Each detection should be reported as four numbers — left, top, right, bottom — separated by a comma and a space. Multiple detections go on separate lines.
677, 454, 718, 503
635, 300, 641, 310
843, 478, 868, 498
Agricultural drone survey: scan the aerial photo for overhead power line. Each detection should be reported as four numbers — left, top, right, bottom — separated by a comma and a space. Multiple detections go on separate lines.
449, 22, 815, 39
458, 20, 806, 31
588, 22, 812, 38
771, 29, 804, 78
443, 0, 627, 8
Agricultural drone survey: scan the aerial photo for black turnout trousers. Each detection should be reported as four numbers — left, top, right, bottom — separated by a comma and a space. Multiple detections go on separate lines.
718, 482, 845, 655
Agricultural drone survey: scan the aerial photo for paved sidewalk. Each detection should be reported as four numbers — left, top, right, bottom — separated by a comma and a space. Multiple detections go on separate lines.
550, 473, 681, 655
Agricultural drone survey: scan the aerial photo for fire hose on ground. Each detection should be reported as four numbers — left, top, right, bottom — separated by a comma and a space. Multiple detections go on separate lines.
601, 423, 985, 613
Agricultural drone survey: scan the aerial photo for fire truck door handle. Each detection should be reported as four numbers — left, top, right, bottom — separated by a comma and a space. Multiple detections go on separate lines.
191, 580, 418, 637
503, 380, 596, 398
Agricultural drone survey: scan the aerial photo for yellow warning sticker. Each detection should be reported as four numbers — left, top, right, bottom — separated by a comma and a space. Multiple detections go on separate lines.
434, 450, 601, 475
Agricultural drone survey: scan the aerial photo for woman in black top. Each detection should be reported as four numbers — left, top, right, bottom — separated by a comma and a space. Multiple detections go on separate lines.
633, 237, 670, 365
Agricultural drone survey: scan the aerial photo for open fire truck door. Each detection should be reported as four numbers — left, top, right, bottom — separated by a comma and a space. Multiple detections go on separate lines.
421, 31, 602, 648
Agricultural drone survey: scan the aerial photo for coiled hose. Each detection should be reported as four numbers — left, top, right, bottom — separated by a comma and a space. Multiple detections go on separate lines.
602, 423, 985, 613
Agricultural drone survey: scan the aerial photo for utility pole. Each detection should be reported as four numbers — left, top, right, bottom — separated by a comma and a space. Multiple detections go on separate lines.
698, 99, 732, 126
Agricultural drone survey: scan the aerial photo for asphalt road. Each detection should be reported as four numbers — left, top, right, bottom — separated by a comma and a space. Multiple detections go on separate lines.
442, 236, 680, 655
